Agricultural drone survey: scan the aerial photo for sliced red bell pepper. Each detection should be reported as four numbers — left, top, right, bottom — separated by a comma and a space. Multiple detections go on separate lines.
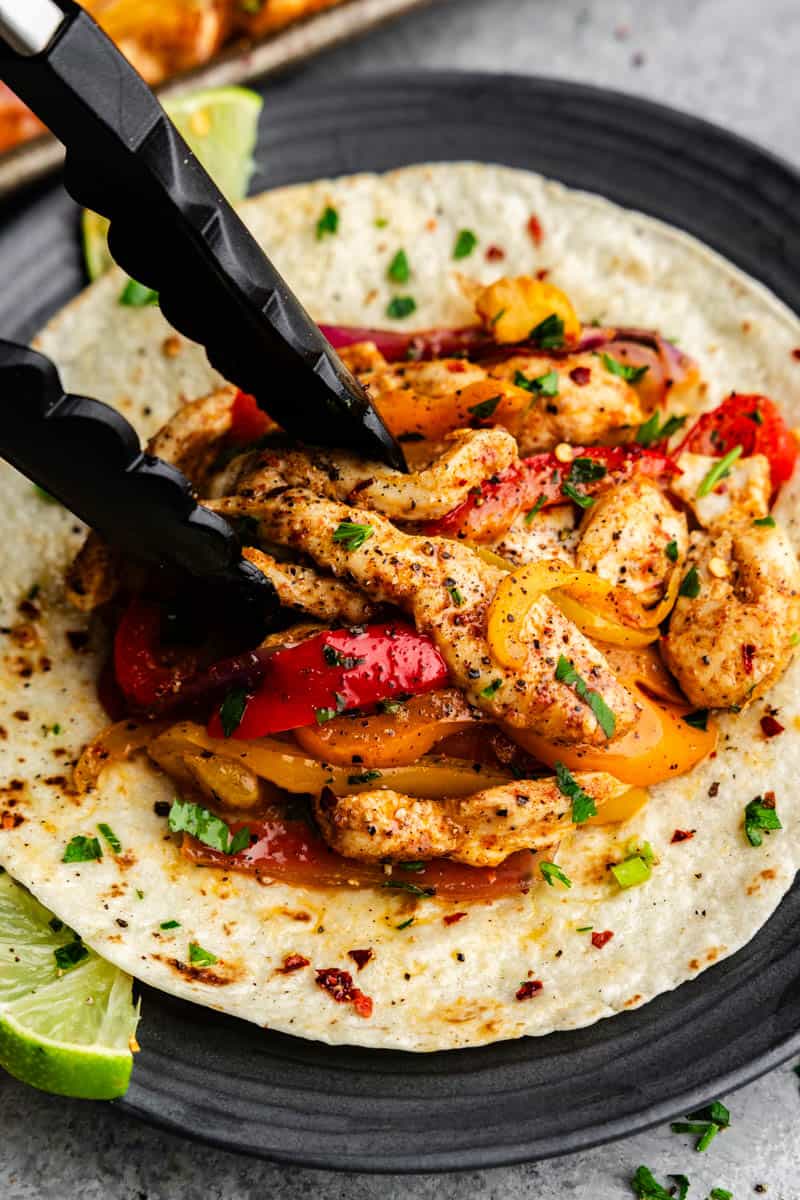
113, 597, 200, 710
228, 389, 270, 444
677, 393, 798, 495
424, 444, 678, 543
208, 622, 449, 740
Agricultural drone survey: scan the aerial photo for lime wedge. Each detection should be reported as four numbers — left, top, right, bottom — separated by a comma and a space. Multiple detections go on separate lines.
0, 871, 140, 1099
82, 84, 263, 280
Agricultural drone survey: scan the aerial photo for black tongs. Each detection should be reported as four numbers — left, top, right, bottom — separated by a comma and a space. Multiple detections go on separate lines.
0, 0, 407, 616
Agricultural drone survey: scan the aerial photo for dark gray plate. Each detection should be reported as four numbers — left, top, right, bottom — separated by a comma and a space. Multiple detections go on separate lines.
1, 72, 799, 1172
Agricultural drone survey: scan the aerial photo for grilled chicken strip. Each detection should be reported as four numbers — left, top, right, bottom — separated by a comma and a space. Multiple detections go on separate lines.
241, 547, 376, 624
575, 476, 688, 608
225, 427, 518, 521
487, 353, 644, 455
314, 772, 628, 868
670, 451, 771, 528
68, 387, 238, 612
209, 489, 638, 744
661, 521, 800, 708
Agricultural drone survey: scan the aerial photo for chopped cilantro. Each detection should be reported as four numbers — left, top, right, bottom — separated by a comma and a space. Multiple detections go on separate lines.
489, 307, 507, 327
48, 917, 64, 933
119, 279, 159, 307
448, 585, 465, 606
569, 457, 607, 485
135, 889, 144, 900
601, 352, 649, 384
399, 861, 426, 872
63, 835, 102, 864
697, 445, 743, 497
679, 566, 701, 598
682, 709, 709, 731
754, 515, 776, 527
333, 520, 374, 550
669, 1176, 691, 1200
388, 249, 410, 283
555, 760, 597, 824
322, 645, 366, 670
631, 1165, 674, 1199
188, 942, 217, 968
468, 394, 502, 421
347, 770, 383, 785
54, 940, 89, 971
481, 678, 502, 699
555, 655, 616, 738
744, 796, 782, 846
381, 880, 435, 897
524, 495, 547, 524
709, 1191, 732, 1200
539, 861, 572, 888
562, 481, 595, 508
514, 368, 559, 398
315, 707, 337, 725
529, 313, 565, 349
374, 217, 388, 228
576, 926, 593, 933
386, 295, 417, 320
97, 823, 121, 854
315, 205, 338, 239
453, 229, 478, 259
690, 1100, 730, 1127
665, 539, 679, 562
160, 920, 181, 930
395, 917, 415, 930
168, 798, 250, 856
748, 408, 764, 425
219, 686, 248, 738
378, 698, 405, 715
636, 411, 687, 447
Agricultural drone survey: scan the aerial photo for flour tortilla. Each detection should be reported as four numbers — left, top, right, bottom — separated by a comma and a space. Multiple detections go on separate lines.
1, 162, 799, 1051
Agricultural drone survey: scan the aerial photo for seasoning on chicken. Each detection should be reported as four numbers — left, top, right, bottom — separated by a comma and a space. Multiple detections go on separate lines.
670, 450, 771, 528
241, 547, 377, 624
314, 771, 629, 868
661, 521, 800, 708
207, 488, 638, 745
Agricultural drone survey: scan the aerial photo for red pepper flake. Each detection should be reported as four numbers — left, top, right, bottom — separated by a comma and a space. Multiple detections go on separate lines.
591, 930, 614, 950
347, 948, 373, 971
671, 829, 695, 843
515, 979, 543, 1001
792, 348, 800, 361
760, 714, 785, 738
485, 244, 505, 262
315, 967, 373, 1018
762, 790, 777, 809
570, 366, 591, 386
443, 911, 467, 926
535, 267, 550, 281
447, 361, 467, 373
527, 214, 544, 246
742, 643, 756, 674
277, 953, 310, 974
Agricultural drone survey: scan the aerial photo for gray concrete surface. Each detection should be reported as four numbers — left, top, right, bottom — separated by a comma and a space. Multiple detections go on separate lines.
3, 0, 800, 1195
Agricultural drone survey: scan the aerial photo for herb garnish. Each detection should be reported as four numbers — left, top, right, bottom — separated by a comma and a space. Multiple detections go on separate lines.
54, 940, 89, 972
315, 205, 339, 239
514, 368, 559, 398
381, 880, 436, 898
664, 539, 679, 562
387, 249, 410, 283
315, 707, 337, 725
322, 645, 366, 670
386, 296, 417, 320
395, 917, 415, 930
119, 279, 159, 307
539, 861, 572, 888
188, 943, 218, 968
160, 920, 181, 930
468, 394, 502, 421
524, 495, 547, 524
671, 1099, 730, 1152
631, 1165, 680, 1200
696, 445, 743, 497
481, 678, 502, 699
555, 656, 616, 738
63, 835, 102, 864
378, 698, 405, 715
636, 411, 687, 446
333, 520, 374, 551
744, 795, 782, 846
682, 709, 709, 731
679, 566, 701, 598
168, 798, 250, 856
611, 854, 651, 889
347, 770, 383, 785
529, 313, 565, 349
561, 456, 606, 508
219, 686, 248, 738
555, 760, 597, 824
453, 229, 478, 259
448, 585, 465, 607
601, 353, 649, 384
562, 482, 594, 508
97, 823, 122, 854
754, 515, 776, 527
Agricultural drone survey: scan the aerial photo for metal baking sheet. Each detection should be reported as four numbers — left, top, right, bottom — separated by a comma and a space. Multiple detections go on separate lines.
0, 0, 436, 197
